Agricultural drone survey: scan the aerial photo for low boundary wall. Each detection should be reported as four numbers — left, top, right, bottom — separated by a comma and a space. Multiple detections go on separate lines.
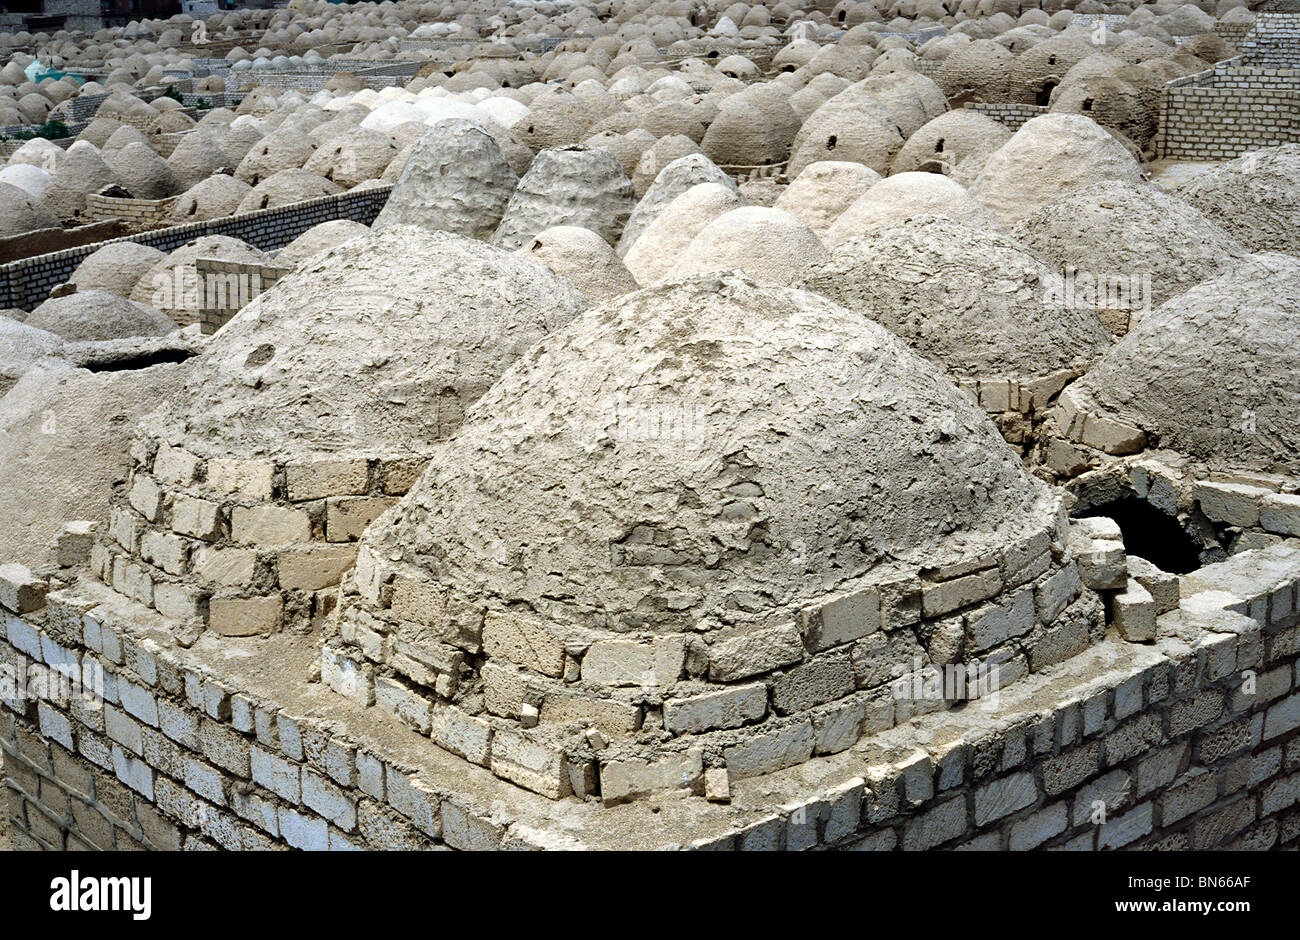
2, 540, 1298, 850
0, 184, 391, 310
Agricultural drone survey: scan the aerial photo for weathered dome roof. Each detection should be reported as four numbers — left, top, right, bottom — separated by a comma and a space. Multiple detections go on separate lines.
1059, 254, 1300, 474
1011, 180, 1247, 308
359, 272, 1057, 636
800, 214, 1111, 381
26, 290, 175, 342
971, 113, 1144, 226
139, 225, 588, 461
1174, 144, 1300, 255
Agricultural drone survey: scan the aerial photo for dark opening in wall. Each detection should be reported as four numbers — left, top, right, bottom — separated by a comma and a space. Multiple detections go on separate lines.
82, 349, 195, 373
1036, 80, 1057, 106
1078, 497, 1203, 574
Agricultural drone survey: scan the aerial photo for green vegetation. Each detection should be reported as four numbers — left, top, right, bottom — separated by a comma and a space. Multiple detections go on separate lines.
6, 119, 70, 141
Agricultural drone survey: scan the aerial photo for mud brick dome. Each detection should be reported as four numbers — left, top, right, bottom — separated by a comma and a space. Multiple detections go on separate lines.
1046, 254, 1300, 475
798, 213, 1112, 383
8, 0, 1300, 856
137, 225, 588, 462
89, 226, 588, 639
327, 274, 1102, 803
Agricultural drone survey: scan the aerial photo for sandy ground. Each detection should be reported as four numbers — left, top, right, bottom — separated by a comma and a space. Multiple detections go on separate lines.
1147, 158, 1219, 190
0, 811, 10, 851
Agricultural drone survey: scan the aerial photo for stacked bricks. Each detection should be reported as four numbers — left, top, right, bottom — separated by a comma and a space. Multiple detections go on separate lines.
954, 368, 1082, 456
1217, 23, 1252, 47
325, 502, 1114, 804
1155, 17, 1300, 159
90, 438, 429, 642
181, 92, 243, 110
224, 61, 422, 94
149, 130, 189, 159
191, 258, 292, 333
0, 184, 392, 311
83, 194, 180, 232
964, 101, 1049, 131
4, 538, 1300, 850
1041, 428, 1300, 567
1041, 388, 1300, 550
1241, 12, 1300, 68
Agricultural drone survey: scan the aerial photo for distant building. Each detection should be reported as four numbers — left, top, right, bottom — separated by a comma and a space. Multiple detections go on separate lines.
5, 0, 185, 32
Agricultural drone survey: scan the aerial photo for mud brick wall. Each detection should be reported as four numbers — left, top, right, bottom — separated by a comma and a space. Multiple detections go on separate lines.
225, 62, 421, 93
83, 194, 180, 231
1156, 63, 1300, 159
0, 185, 392, 311
4, 540, 1299, 851
1217, 23, 1252, 47
62, 93, 110, 124
1242, 13, 1300, 67
181, 92, 243, 109
965, 102, 1049, 131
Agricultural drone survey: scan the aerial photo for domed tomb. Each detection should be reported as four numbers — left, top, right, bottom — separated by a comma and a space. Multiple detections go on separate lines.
1045, 254, 1300, 474
800, 214, 1111, 389
327, 273, 1100, 802
98, 226, 588, 637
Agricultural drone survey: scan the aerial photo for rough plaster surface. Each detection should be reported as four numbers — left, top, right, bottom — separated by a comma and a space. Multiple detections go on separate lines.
26, 290, 175, 343
891, 109, 1012, 184
0, 316, 63, 395
494, 146, 636, 250
623, 182, 748, 286
1067, 253, 1300, 474
616, 152, 737, 258
170, 174, 254, 223
362, 272, 1056, 635
825, 172, 1002, 247
0, 181, 58, 237
0, 359, 189, 568
669, 206, 827, 286
1174, 144, 1300, 255
773, 160, 881, 240
373, 118, 518, 240
69, 241, 168, 298
140, 226, 588, 462
1012, 180, 1248, 307
516, 225, 637, 302
275, 219, 371, 269
103, 141, 182, 200
799, 214, 1111, 380
972, 113, 1145, 226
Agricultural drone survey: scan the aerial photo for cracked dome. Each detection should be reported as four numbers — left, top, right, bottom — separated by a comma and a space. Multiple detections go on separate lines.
359, 273, 1057, 637
139, 225, 588, 461
1059, 253, 1300, 474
